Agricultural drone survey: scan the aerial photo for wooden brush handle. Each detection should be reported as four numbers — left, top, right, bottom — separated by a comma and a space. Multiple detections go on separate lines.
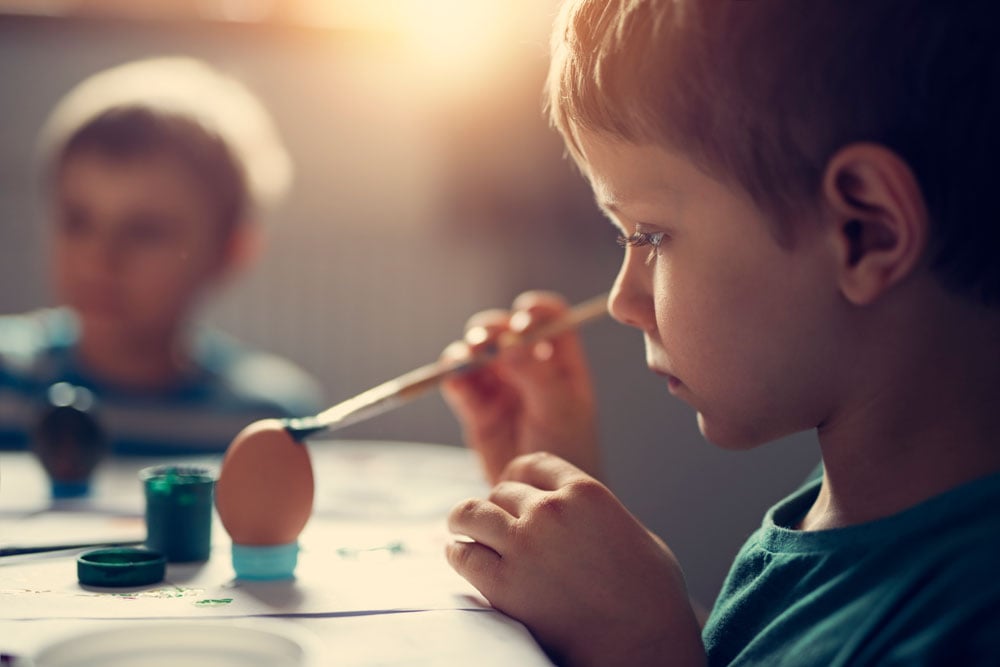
288, 292, 609, 439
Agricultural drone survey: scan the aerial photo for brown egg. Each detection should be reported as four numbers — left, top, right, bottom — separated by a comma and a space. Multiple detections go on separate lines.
215, 419, 314, 546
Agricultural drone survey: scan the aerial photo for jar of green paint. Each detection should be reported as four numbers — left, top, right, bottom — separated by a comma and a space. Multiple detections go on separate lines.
140, 465, 216, 562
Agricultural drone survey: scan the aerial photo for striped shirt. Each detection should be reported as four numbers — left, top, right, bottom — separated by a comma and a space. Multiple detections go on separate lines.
0, 308, 324, 456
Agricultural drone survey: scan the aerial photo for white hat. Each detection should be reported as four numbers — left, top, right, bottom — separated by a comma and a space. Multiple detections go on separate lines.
38, 55, 293, 209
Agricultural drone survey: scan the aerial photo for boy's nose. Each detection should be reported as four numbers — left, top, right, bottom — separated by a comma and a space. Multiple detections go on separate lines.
77, 233, 126, 277
608, 256, 655, 332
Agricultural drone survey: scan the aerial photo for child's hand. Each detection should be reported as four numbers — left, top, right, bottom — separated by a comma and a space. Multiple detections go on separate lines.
440, 290, 601, 485
446, 452, 706, 667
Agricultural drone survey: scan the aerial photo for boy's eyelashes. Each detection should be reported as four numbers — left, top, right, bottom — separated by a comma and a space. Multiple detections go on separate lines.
616, 231, 666, 266
615, 231, 665, 248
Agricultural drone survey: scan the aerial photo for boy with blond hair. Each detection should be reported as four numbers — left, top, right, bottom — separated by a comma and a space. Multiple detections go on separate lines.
441, 1, 1000, 664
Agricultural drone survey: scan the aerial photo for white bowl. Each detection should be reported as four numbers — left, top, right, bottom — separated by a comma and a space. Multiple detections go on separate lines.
29, 620, 321, 667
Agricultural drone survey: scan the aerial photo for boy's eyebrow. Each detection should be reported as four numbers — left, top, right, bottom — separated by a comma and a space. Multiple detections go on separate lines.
594, 187, 625, 215
595, 193, 677, 220
594, 182, 680, 217
597, 198, 621, 214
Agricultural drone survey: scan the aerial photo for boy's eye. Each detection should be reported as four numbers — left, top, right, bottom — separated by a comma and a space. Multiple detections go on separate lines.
616, 231, 666, 265
56, 208, 91, 238
615, 231, 665, 249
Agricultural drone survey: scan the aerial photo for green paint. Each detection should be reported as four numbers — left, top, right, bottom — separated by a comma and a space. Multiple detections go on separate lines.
142, 466, 215, 562
195, 598, 233, 606
106, 586, 202, 600
336, 540, 406, 558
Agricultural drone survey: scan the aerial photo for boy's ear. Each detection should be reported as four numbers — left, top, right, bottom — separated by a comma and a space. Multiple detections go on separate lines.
821, 143, 929, 305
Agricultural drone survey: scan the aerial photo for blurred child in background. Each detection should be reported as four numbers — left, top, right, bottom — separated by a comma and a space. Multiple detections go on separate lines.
0, 56, 323, 456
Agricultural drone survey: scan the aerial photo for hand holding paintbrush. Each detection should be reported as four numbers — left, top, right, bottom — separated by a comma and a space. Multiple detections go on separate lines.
282, 291, 609, 441
212, 293, 609, 579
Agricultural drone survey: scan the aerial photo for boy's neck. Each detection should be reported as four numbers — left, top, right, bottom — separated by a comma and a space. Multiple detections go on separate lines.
75, 327, 195, 392
802, 289, 1000, 531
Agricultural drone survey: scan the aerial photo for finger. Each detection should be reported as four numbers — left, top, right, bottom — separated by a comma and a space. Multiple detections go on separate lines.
508, 291, 572, 355
511, 290, 592, 350
440, 339, 512, 419
445, 539, 503, 601
438, 308, 507, 367
463, 310, 512, 357
447, 497, 514, 551
441, 364, 514, 428
465, 308, 512, 331
500, 452, 591, 491
487, 479, 546, 518
440, 339, 471, 365
510, 289, 573, 314
503, 294, 594, 387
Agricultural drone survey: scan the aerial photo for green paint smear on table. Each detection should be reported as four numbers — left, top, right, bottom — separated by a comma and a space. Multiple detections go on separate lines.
195, 598, 233, 606
108, 587, 201, 600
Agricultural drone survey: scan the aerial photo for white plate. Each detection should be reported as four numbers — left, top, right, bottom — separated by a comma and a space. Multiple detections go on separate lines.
30, 621, 320, 667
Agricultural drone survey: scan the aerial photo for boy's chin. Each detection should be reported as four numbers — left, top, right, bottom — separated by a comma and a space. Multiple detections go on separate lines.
77, 312, 147, 343
696, 413, 772, 451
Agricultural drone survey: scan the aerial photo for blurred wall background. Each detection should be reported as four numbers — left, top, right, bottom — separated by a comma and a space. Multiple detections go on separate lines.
0, 3, 819, 607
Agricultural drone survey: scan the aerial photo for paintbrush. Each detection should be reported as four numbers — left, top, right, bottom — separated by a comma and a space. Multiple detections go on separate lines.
0, 540, 144, 558
280, 291, 610, 440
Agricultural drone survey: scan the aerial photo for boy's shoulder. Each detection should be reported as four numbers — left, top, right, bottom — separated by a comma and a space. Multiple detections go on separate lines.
0, 308, 77, 380
707, 470, 1000, 665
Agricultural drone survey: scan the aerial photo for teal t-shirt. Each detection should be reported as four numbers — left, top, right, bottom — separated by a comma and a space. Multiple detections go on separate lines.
703, 469, 1000, 665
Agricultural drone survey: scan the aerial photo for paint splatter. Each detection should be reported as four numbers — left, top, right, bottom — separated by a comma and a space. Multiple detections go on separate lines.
107, 586, 203, 600
194, 598, 233, 606
336, 540, 406, 559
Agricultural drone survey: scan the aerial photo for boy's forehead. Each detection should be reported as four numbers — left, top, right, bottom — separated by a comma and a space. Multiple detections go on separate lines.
591, 184, 681, 223
58, 151, 221, 222
576, 135, 686, 215
61, 150, 203, 195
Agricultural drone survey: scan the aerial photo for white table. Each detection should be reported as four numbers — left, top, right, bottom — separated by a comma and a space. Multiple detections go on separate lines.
0, 442, 554, 666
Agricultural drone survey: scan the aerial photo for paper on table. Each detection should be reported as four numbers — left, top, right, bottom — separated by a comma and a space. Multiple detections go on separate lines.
309, 441, 488, 519
1, 442, 492, 619
0, 515, 488, 620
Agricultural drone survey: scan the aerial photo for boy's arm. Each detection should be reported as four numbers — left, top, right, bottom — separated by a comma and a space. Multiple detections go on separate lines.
447, 453, 706, 667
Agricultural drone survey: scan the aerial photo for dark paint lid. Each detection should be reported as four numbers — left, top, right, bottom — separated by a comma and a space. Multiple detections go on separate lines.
77, 547, 166, 587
